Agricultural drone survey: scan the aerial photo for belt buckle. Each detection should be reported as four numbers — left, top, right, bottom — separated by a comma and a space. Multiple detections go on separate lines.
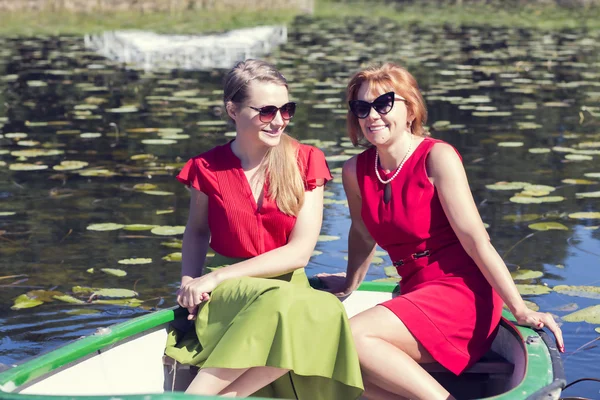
393, 249, 430, 267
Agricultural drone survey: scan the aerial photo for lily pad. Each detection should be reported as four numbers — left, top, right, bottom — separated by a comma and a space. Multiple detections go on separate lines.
123, 224, 157, 231
151, 226, 186, 236
142, 190, 175, 196
553, 285, 600, 299
93, 298, 144, 307
568, 212, 600, 220
53, 160, 89, 171
93, 288, 138, 298
562, 305, 600, 324
141, 139, 177, 145
516, 284, 552, 296
576, 191, 600, 198
584, 172, 600, 179
498, 142, 524, 147
383, 266, 400, 278
511, 269, 544, 280
53, 295, 86, 304
117, 258, 152, 265
486, 182, 531, 191
528, 148, 551, 154
0, 212, 16, 217
11, 294, 44, 310
9, 163, 48, 171
162, 252, 182, 262
161, 240, 183, 249
562, 179, 596, 185
86, 223, 124, 231
101, 268, 127, 277
528, 222, 568, 231
318, 235, 340, 242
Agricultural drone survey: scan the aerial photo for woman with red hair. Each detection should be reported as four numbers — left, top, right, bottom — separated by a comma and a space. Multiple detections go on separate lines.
319, 63, 564, 400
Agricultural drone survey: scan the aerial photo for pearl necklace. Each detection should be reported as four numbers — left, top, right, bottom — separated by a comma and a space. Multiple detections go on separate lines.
375, 135, 413, 185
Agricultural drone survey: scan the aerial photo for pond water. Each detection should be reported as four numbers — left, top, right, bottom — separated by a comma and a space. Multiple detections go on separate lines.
1, 16, 600, 399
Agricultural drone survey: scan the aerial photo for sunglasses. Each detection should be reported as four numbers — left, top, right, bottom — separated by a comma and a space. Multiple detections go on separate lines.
349, 92, 406, 119
249, 102, 296, 123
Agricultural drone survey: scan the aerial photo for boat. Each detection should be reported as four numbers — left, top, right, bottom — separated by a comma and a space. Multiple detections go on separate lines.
0, 281, 565, 400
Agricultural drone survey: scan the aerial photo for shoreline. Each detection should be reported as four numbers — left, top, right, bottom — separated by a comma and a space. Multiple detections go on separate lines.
1, 2, 599, 37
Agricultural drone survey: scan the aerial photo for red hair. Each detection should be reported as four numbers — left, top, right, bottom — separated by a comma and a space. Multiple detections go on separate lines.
346, 63, 429, 147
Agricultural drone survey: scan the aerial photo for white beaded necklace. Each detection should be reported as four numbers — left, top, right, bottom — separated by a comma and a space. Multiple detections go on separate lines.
375, 134, 413, 185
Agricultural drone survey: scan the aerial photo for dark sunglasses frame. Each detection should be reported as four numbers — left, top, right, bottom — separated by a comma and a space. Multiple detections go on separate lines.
349, 92, 406, 119
249, 102, 297, 123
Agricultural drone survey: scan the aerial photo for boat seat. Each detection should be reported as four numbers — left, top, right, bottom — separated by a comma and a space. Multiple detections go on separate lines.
422, 351, 514, 375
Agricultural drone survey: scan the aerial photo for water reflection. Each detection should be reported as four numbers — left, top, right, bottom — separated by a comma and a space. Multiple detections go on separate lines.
1, 17, 599, 398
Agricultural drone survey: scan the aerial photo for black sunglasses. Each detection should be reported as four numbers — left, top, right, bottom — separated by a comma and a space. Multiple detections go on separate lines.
349, 92, 406, 119
249, 102, 296, 123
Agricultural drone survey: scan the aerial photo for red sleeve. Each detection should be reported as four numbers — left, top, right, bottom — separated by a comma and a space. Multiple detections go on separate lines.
176, 157, 205, 193
301, 146, 333, 191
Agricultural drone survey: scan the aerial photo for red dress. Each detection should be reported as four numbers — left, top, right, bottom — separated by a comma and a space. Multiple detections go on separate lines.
176, 140, 332, 257
356, 137, 504, 375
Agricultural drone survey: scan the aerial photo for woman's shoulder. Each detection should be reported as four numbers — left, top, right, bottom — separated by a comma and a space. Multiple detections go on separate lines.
187, 142, 232, 167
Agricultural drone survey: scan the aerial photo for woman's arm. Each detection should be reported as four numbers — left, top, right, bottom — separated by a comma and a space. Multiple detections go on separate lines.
180, 183, 326, 305
427, 143, 564, 351
178, 188, 211, 314
318, 157, 377, 296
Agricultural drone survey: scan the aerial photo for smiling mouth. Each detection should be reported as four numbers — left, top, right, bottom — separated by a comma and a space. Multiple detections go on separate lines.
262, 129, 282, 136
368, 125, 388, 132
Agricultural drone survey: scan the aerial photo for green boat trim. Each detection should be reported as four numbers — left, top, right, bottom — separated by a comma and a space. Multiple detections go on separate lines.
0, 281, 563, 400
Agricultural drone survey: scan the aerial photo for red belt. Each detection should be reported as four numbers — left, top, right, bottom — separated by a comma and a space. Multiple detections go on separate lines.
393, 250, 431, 267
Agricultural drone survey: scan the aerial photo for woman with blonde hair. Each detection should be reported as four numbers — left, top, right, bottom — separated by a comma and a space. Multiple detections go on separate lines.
318, 62, 564, 400
165, 59, 363, 399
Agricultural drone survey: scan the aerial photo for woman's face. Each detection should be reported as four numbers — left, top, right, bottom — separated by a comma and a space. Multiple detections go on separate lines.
355, 82, 412, 148
230, 80, 291, 149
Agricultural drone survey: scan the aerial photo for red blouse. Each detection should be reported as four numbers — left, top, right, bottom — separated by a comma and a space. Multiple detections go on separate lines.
177, 141, 332, 258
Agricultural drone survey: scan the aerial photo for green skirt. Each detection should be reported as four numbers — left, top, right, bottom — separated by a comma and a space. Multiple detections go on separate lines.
164, 253, 364, 399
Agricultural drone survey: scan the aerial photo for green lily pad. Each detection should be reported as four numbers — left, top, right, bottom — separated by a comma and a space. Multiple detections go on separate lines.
141, 139, 177, 145
162, 252, 182, 262
11, 294, 44, 310
511, 270, 544, 280
383, 266, 400, 278
584, 172, 600, 179
311, 250, 323, 256
123, 224, 158, 231
79, 169, 116, 177
53, 160, 89, 171
132, 183, 158, 191
498, 142, 524, 147
101, 268, 127, 277
596, 327, 600, 334
142, 190, 175, 196
516, 284, 552, 295
565, 154, 593, 161
93, 298, 144, 307
107, 106, 139, 113
325, 155, 353, 162
553, 285, 600, 299
197, 120, 227, 126
9, 163, 48, 171
486, 182, 531, 191
53, 295, 86, 304
118, 258, 152, 265
93, 288, 138, 298
528, 148, 551, 154
161, 240, 183, 249
568, 212, 600, 220
502, 214, 540, 222
0, 212, 16, 217
562, 179, 596, 185
576, 191, 600, 198
87, 223, 125, 231
151, 226, 186, 236
318, 235, 340, 242
562, 305, 600, 324
528, 222, 568, 231
66, 309, 101, 315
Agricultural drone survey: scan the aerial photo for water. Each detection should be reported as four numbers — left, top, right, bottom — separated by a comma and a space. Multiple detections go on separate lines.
1, 16, 600, 399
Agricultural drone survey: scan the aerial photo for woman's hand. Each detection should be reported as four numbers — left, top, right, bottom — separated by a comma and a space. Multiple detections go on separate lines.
514, 308, 565, 353
315, 272, 354, 298
177, 273, 220, 320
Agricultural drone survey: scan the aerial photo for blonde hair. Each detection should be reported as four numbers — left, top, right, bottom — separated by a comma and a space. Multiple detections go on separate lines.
223, 59, 304, 216
346, 62, 429, 147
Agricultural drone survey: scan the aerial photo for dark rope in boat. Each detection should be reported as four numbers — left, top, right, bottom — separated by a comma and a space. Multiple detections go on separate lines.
288, 371, 299, 399
559, 377, 600, 400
